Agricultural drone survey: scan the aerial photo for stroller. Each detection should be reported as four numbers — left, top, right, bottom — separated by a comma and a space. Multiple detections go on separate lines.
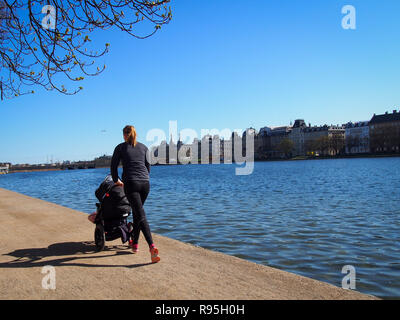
91, 175, 133, 251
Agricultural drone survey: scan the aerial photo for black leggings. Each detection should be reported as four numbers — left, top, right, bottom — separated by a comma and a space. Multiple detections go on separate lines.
124, 180, 153, 246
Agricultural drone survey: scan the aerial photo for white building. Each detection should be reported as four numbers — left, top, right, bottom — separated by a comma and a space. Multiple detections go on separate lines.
345, 121, 370, 154
0, 164, 9, 174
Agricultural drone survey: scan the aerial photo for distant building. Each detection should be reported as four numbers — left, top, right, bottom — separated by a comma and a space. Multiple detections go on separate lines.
177, 144, 192, 164
288, 119, 307, 156
191, 138, 201, 164
256, 127, 272, 160
220, 137, 233, 163
268, 126, 292, 158
0, 163, 10, 174
369, 110, 400, 153
167, 135, 178, 164
345, 121, 370, 154
230, 131, 241, 162
199, 135, 212, 164
151, 140, 168, 164
147, 110, 400, 162
242, 128, 258, 160
303, 124, 345, 156
94, 155, 112, 167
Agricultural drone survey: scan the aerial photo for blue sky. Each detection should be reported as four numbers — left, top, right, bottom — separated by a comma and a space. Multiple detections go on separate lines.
1, 0, 400, 164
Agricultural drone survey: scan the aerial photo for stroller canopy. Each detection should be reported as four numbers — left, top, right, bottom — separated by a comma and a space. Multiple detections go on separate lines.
95, 175, 131, 220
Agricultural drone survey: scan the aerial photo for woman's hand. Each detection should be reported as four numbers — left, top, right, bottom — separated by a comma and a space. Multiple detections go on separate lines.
115, 179, 124, 187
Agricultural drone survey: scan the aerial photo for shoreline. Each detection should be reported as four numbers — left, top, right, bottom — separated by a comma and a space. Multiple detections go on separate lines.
257, 153, 400, 163
4, 154, 400, 174
0, 187, 377, 300
8, 168, 64, 174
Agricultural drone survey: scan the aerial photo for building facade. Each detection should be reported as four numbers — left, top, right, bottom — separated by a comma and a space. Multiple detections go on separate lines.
148, 111, 400, 162
0, 163, 9, 174
256, 127, 272, 160
268, 126, 292, 158
369, 110, 400, 153
303, 124, 345, 156
288, 119, 307, 156
345, 121, 370, 154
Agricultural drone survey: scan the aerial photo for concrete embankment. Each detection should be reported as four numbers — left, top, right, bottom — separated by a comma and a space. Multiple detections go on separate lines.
0, 187, 377, 300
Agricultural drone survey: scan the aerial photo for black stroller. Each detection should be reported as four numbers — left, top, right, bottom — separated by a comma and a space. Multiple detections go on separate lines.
93, 175, 133, 251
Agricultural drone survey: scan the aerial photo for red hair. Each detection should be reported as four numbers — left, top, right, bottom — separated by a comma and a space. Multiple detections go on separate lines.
123, 125, 137, 147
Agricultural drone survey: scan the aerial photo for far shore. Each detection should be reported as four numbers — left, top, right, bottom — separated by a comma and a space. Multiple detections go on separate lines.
8, 168, 64, 174
4, 153, 400, 174
265, 153, 400, 162
7, 166, 110, 174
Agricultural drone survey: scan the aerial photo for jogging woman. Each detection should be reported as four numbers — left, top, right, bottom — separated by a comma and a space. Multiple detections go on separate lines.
111, 125, 160, 263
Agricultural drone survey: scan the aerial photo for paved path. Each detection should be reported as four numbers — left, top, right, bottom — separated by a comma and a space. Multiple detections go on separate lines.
0, 188, 376, 300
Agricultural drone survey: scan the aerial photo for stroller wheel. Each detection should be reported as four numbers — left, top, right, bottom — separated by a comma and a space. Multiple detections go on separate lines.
94, 224, 105, 251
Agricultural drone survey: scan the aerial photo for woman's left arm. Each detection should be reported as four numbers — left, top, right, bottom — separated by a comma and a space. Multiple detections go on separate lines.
145, 147, 151, 174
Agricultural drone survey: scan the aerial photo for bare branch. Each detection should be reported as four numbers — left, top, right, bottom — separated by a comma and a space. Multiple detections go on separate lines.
0, 0, 172, 100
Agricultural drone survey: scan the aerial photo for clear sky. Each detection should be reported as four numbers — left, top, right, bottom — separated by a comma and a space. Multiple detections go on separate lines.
1, 0, 400, 164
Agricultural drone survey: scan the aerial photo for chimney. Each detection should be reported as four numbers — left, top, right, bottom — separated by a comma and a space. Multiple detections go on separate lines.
385, 111, 388, 115
394, 110, 397, 114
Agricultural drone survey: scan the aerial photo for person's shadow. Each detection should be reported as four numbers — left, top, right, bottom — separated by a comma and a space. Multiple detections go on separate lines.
0, 241, 152, 269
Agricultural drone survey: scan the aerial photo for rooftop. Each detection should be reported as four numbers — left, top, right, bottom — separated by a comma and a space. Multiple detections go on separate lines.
345, 121, 369, 128
370, 110, 400, 124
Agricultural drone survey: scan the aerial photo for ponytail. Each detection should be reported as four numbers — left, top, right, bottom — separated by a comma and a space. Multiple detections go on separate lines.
123, 125, 137, 147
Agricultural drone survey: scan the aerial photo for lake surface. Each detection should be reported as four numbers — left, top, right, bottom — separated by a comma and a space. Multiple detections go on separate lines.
1, 158, 399, 299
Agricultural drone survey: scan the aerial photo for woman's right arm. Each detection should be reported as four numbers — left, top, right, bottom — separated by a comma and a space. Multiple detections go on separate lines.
111, 145, 121, 183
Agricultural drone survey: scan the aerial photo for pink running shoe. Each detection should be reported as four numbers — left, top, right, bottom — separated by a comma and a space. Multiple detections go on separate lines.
150, 246, 160, 263
88, 212, 97, 224
131, 243, 139, 253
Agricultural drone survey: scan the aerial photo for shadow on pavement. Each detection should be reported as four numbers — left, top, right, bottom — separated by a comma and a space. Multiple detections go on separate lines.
1, 241, 153, 269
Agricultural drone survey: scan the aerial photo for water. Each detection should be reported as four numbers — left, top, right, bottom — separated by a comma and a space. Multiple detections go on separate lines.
1, 158, 399, 299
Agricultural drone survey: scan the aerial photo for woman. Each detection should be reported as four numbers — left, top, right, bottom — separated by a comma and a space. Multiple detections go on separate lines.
111, 125, 160, 263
